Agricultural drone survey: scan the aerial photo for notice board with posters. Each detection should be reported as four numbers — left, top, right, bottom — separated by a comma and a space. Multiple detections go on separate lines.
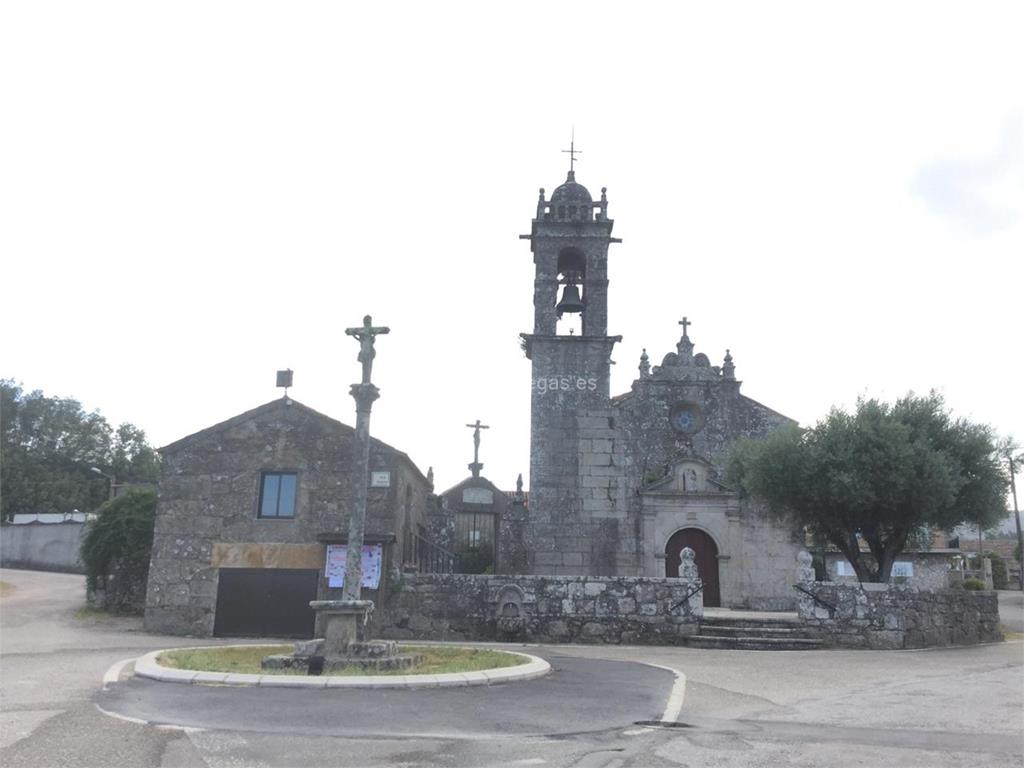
325, 544, 383, 589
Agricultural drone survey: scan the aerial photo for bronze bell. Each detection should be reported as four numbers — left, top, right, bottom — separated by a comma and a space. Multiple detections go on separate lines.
556, 283, 585, 317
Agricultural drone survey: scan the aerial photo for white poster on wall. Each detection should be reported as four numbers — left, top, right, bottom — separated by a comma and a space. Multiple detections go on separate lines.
325, 544, 383, 589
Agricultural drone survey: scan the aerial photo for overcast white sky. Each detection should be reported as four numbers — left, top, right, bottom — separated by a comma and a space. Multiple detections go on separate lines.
3, 2, 1022, 497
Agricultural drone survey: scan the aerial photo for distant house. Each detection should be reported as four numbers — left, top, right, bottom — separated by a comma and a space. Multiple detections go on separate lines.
143, 397, 432, 638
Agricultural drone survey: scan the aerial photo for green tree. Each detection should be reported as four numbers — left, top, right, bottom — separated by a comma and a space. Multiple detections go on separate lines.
0, 380, 159, 521
80, 488, 157, 613
728, 393, 1007, 583
110, 423, 161, 484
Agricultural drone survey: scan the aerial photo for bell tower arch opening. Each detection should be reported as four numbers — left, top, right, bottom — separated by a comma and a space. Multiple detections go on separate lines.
555, 247, 586, 336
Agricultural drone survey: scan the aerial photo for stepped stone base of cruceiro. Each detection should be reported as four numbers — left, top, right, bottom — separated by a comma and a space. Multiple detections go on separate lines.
262, 639, 423, 674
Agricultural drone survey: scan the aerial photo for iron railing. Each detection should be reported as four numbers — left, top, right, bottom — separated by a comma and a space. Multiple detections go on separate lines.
407, 532, 455, 575
793, 583, 837, 614
671, 582, 704, 615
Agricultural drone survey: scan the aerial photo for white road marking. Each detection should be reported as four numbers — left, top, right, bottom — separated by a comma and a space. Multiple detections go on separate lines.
155, 724, 206, 734
102, 657, 137, 689
93, 703, 149, 726
638, 661, 687, 723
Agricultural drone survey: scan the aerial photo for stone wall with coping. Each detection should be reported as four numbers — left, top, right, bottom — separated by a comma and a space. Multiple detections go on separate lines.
795, 579, 1001, 649
380, 571, 702, 645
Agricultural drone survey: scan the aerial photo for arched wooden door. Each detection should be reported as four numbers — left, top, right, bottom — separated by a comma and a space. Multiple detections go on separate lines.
665, 528, 721, 607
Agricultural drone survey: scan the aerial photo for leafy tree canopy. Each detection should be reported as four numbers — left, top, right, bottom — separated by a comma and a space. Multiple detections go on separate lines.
727, 392, 1007, 582
1, 380, 160, 520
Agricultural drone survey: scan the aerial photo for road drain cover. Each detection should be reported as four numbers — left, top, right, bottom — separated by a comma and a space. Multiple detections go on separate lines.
633, 720, 694, 729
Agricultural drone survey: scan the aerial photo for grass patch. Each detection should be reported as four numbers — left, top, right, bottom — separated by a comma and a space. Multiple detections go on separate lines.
1000, 625, 1024, 642
156, 644, 529, 676
74, 605, 110, 619
159, 645, 292, 673
0, 581, 14, 598
73, 606, 142, 622
331, 645, 528, 676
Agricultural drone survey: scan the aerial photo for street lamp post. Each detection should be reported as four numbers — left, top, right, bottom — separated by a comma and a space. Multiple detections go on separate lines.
90, 467, 116, 502
1009, 453, 1023, 592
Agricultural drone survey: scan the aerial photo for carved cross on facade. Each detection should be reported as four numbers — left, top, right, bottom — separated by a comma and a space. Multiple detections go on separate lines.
465, 419, 490, 467
345, 315, 390, 385
678, 316, 692, 337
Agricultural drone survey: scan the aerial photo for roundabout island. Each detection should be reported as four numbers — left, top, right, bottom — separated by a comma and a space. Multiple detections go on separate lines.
133, 642, 551, 689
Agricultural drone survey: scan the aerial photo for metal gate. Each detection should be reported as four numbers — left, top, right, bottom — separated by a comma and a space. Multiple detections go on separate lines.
454, 511, 496, 573
213, 568, 318, 638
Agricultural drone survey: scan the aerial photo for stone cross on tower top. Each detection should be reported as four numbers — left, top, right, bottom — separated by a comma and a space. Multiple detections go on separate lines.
678, 317, 692, 337
466, 419, 490, 478
345, 315, 390, 386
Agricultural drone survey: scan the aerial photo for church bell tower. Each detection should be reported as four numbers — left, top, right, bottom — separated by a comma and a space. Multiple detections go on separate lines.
519, 161, 621, 574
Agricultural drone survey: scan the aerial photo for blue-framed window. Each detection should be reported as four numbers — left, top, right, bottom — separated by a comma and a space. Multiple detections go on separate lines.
258, 472, 297, 518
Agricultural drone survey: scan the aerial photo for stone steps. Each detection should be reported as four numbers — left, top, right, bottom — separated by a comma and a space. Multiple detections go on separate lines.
686, 615, 825, 650
699, 623, 813, 638
685, 634, 825, 651
700, 617, 806, 630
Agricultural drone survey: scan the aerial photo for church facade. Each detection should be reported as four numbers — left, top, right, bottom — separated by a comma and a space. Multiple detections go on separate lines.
519, 169, 802, 609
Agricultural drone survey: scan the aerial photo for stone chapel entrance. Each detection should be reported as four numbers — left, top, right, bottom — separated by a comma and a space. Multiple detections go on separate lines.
665, 528, 721, 607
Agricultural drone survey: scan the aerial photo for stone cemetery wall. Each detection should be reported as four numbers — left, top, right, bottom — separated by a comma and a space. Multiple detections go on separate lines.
381, 572, 703, 645
795, 581, 1001, 649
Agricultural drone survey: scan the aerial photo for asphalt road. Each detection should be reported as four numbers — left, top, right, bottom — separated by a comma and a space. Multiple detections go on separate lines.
2, 568, 1023, 768
98, 654, 675, 739
999, 589, 1024, 633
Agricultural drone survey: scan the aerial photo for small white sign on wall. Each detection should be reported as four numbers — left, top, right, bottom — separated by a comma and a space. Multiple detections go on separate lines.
370, 471, 391, 488
891, 561, 914, 578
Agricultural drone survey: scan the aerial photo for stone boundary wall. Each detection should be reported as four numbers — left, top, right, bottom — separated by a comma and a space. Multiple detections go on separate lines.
380, 572, 702, 645
796, 581, 1001, 649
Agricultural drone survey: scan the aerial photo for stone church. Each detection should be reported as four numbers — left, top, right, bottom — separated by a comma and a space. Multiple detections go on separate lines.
143, 160, 805, 640
517, 168, 802, 609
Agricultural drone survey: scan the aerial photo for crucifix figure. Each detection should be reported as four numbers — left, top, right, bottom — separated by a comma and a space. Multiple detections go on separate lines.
345, 315, 390, 385
339, 314, 390, 606
465, 419, 490, 478
678, 316, 692, 337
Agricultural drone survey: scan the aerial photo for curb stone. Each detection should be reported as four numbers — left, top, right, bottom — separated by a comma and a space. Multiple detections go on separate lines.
132, 645, 551, 689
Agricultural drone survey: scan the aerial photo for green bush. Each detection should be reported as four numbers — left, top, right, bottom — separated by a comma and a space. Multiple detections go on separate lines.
80, 488, 156, 614
963, 577, 986, 591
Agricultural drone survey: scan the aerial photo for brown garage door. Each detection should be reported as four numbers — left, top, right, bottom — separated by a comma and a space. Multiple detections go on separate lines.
213, 568, 317, 638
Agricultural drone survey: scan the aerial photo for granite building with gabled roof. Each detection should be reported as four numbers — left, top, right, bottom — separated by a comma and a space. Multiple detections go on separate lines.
143, 396, 431, 637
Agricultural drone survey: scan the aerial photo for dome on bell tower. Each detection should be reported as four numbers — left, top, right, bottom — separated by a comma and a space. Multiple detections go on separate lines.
543, 170, 601, 222
550, 170, 593, 207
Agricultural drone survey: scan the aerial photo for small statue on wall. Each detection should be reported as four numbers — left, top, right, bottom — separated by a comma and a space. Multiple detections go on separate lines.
680, 547, 698, 580
796, 549, 815, 586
